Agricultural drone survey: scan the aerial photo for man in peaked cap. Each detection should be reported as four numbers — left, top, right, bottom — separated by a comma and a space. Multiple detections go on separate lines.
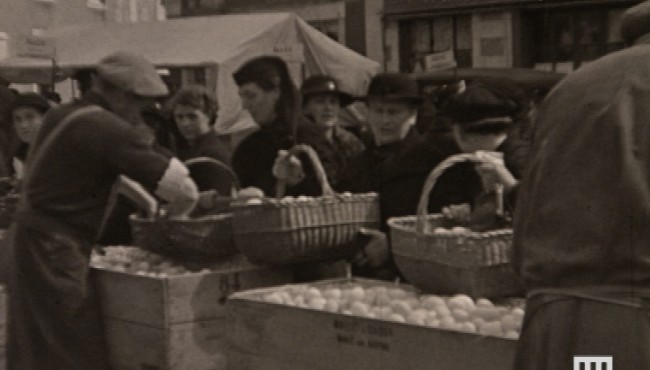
6, 51, 198, 370
506, 1, 650, 369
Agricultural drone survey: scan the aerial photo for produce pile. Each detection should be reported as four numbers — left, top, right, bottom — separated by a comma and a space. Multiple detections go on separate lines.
256, 282, 524, 339
90, 246, 250, 277
241, 191, 374, 205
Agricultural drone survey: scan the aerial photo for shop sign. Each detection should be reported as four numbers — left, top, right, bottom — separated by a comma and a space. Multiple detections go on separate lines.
17, 35, 55, 59
424, 50, 457, 71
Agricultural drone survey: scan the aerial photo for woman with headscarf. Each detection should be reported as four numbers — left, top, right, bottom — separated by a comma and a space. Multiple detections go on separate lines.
232, 56, 328, 197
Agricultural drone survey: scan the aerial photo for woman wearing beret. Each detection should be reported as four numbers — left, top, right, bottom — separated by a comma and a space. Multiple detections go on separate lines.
10, 92, 51, 180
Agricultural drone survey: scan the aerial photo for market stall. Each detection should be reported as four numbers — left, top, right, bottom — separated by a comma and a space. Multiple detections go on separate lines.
0, 13, 380, 138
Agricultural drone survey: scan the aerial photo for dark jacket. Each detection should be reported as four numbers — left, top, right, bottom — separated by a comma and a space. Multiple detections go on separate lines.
177, 130, 233, 194
232, 116, 335, 197
514, 43, 650, 292
337, 129, 426, 230
177, 130, 231, 165
297, 118, 365, 189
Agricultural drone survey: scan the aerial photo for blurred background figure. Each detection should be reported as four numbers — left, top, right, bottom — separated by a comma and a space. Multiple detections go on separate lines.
10, 92, 51, 180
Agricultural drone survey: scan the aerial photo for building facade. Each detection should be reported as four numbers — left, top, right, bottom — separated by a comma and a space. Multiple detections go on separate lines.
383, 0, 638, 73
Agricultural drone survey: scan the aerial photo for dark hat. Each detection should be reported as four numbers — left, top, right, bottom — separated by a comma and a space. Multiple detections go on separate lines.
301, 75, 354, 106
96, 51, 168, 97
362, 73, 423, 105
621, 1, 650, 44
12, 93, 50, 114
446, 80, 519, 132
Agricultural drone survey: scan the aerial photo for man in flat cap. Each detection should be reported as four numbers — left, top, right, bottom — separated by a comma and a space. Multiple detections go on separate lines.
6, 51, 198, 370
509, 1, 650, 369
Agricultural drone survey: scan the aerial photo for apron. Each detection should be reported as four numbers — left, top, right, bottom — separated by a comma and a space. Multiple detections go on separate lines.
6, 105, 112, 370
513, 287, 650, 370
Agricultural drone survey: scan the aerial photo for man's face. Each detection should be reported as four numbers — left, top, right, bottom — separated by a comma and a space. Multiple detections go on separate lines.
366, 99, 417, 145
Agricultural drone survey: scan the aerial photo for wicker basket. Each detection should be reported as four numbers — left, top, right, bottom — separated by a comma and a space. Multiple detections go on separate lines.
388, 153, 523, 298
130, 157, 239, 260
232, 144, 380, 266
130, 213, 236, 260
0, 194, 20, 228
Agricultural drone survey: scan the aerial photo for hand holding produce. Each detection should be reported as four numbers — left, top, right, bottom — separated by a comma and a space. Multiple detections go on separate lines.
441, 203, 472, 223
474, 151, 517, 192
272, 150, 305, 185
256, 282, 524, 339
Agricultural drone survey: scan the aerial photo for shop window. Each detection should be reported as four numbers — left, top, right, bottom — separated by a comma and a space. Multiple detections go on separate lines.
530, 7, 625, 70
399, 14, 473, 72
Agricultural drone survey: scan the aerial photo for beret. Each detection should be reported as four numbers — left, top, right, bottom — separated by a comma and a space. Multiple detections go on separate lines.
621, 1, 650, 44
12, 92, 50, 114
96, 51, 168, 97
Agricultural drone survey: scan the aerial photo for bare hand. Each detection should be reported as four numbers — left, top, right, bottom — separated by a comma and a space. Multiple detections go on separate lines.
272, 150, 305, 185
442, 203, 472, 222
474, 151, 517, 192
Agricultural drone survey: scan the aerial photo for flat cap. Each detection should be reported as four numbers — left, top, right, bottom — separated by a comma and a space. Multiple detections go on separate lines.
446, 80, 520, 131
96, 51, 168, 97
621, 1, 650, 44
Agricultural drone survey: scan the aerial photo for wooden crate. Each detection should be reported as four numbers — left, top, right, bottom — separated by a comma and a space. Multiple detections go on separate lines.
227, 279, 517, 370
93, 255, 294, 370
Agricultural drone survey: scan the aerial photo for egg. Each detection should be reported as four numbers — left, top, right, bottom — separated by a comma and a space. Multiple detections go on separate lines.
387, 313, 406, 323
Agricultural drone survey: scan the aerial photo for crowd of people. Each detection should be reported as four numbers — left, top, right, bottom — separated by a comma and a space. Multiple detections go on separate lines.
6, 1, 650, 368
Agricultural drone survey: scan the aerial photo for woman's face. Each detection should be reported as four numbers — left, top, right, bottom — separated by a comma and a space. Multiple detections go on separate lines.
303, 94, 340, 128
238, 82, 280, 126
366, 99, 417, 145
13, 106, 44, 144
452, 125, 506, 153
173, 104, 212, 140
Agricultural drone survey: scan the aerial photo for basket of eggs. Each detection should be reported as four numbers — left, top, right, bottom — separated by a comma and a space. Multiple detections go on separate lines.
388, 153, 523, 298
231, 144, 380, 265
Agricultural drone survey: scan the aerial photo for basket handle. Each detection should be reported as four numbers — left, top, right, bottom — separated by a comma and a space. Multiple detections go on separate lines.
184, 157, 241, 196
415, 153, 483, 233
275, 144, 335, 198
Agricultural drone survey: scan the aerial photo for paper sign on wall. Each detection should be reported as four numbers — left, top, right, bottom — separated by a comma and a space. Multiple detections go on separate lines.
17, 35, 55, 59
424, 50, 457, 71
